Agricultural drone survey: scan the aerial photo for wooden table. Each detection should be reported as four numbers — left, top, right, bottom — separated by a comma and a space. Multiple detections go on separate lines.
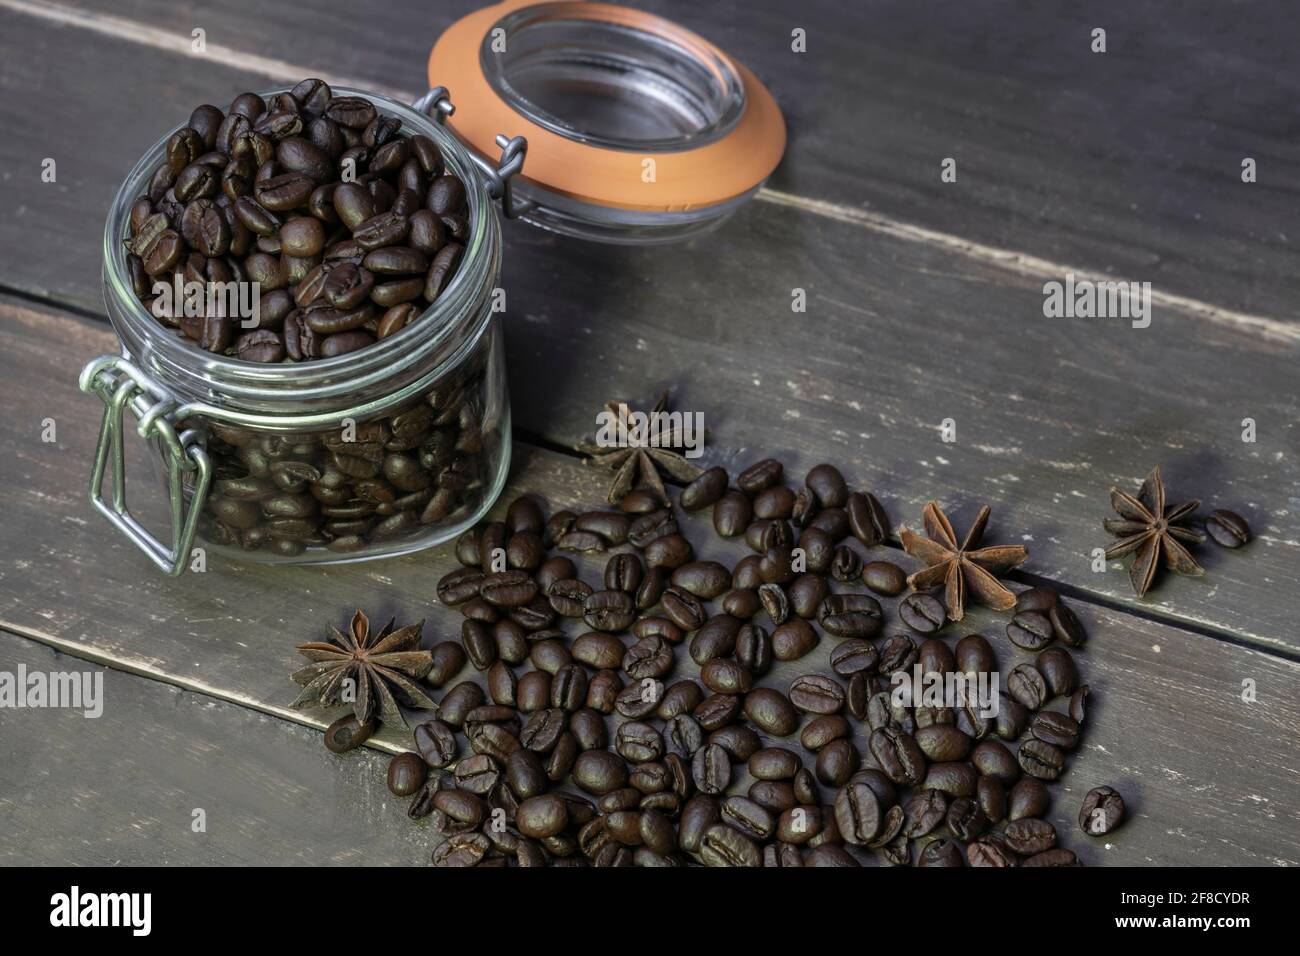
1, 0, 1297, 866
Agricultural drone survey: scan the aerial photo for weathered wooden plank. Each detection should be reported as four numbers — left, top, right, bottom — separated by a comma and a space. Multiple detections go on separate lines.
0, 7, 1295, 651
18, 0, 1300, 316
1, 300, 1297, 865
0, 632, 432, 865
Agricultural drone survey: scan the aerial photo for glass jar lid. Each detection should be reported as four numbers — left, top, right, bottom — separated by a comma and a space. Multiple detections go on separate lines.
427, 0, 785, 243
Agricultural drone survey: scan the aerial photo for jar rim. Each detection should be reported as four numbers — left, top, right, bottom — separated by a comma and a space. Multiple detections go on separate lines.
102, 86, 501, 415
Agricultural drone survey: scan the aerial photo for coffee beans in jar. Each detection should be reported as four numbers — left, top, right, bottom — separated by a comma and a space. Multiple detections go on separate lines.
125, 80, 470, 362
91, 84, 510, 566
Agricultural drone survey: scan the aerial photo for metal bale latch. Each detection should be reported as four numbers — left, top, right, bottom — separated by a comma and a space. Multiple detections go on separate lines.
414, 86, 533, 220
78, 355, 211, 576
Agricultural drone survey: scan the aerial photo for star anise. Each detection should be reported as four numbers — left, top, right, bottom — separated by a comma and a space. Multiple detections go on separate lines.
1103, 466, 1205, 597
577, 391, 705, 504
900, 501, 1029, 621
290, 610, 435, 729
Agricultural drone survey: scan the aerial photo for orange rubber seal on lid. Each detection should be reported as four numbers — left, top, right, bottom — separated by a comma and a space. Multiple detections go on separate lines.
428, 0, 785, 212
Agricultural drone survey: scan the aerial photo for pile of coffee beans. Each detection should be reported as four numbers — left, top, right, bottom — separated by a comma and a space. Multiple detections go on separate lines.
350, 459, 1123, 865
124, 79, 469, 361
197, 349, 496, 556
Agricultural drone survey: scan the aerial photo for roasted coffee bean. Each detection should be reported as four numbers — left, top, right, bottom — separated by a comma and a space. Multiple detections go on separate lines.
943, 797, 986, 841
1018, 739, 1066, 780
414, 719, 458, 768
735, 459, 781, 494
628, 508, 676, 547
1007, 610, 1055, 650
550, 664, 588, 712
681, 467, 729, 511
700, 659, 752, 696
1049, 602, 1088, 648
519, 708, 567, 753
657, 681, 704, 721
604, 552, 644, 593
572, 749, 628, 795
735, 623, 772, 676
789, 675, 845, 714
899, 593, 946, 633
461, 620, 497, 670
903, 789, 947, 838
797, 529, 835, 575
770, 619, 818, 661
547, 578, 593, 618
753, 485, 795, 520
634, 617, 684, 646
759, 580, 785, 624
323, 713, 375, 753
438, 681, 485, 728
584, 589, 636, 632
922, 761, 977, 797
514, 794, 568, 839
453, 752, 500, 794
724, 588, 761, 619
847, 491, 889, 545
616, 721, 664, 763
1205, 508, 1250, 548
918, 838, 964, 868
431, 832, 490, 867
427, 642, 466, 686
914, 725, 972, 762
954, 633, 997, 675
830, 545, 861, 583
694, 693, 741, 731
1004, 817, 1057, 856
817, 593, 883, 640
1069, 684, 1091, 726
671, 561, 731, 599
996, 691, 1030, 741
692, 743, 731, 795
1031, 710, 1081, 750
570, 631, 624, 670
829, 639, 878, 677
710, 724, 761, 763
623, 636, 674, 680
879, 634, 919, 675
665, 714, 705, 758
1079, 785, 1126, 835
744, 687, 798, 736
969, 739, 1018, 782
713, 490, 753, 537
801, 714, 850, 751
788, 574, 830, 619
664, 589, 709, 634
833, 782, 881, 845
917, 636, 955, 677
869, 727, 926, 786
644, 533, 693, 569
1037, 646, 1079, 697
815, 738, 859, 786
700, 823, 761, 867
1008, 663, 1049, 710
534, 555, 575, 592
479, 570, 538, 607
1008, 777, 1050, 821
861, 560, 906, 596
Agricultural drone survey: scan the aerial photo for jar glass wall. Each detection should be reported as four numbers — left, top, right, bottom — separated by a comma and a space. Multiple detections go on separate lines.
97, 88, 511, 566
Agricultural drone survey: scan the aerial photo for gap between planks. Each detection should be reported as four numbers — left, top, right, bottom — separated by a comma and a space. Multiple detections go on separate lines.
0, 618, 408, 755
3, 0, 1294, 345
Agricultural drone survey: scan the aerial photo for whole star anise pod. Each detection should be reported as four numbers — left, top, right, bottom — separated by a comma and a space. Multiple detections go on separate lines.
290, 610, 435, 729
577, 391, 705, 504
900, 501, 1029, 621
1103, 466, 1205, 597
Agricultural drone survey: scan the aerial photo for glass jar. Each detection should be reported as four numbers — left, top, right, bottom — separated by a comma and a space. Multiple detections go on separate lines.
81, 88, 513, 575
